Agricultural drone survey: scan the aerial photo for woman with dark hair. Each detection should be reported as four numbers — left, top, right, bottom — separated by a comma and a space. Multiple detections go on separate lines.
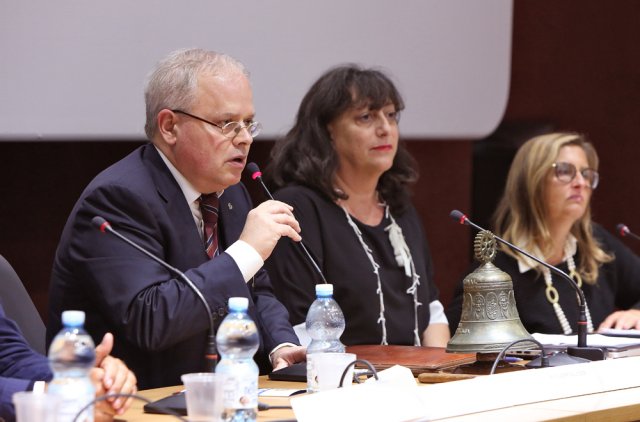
265, 65, 450, 347
447, 132, 640, 335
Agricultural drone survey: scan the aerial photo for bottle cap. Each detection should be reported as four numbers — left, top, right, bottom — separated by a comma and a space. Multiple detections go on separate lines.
228, 297, 249, 312
61, 310, 85, 327
315, 283, 333, 297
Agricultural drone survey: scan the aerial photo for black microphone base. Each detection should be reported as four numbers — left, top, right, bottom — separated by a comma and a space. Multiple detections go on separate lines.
526, 346, 606, 368
525, 351, 590, 368
567, 345, 606, 361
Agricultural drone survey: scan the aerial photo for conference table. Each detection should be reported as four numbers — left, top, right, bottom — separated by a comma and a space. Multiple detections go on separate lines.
122, 376, 297, 421
120, 373, 640, 421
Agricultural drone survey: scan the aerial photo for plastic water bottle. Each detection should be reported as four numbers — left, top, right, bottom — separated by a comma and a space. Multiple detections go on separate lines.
216, 297, 259, 422
306, 283, 346, 393
48, 310, 96, 422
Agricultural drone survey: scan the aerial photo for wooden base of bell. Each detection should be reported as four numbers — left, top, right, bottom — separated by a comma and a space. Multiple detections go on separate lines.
450, 352, 527, 375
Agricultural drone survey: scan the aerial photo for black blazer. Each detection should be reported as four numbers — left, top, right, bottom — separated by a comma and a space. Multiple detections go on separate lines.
47, 144, 298, 389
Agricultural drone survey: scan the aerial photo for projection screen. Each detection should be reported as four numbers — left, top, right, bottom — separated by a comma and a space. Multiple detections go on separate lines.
0, 0, 512, 140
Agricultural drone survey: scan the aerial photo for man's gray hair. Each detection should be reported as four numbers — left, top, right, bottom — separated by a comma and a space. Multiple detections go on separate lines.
144, 48, 249, 139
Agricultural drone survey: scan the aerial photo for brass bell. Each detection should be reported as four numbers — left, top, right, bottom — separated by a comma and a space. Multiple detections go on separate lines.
447, 230, 534, 353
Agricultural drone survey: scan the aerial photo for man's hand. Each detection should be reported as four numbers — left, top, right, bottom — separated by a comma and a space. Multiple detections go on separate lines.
91, 333, 137, 420
271, 345, 306, 371
239, 200, 302, 260
598, 309, 640, 331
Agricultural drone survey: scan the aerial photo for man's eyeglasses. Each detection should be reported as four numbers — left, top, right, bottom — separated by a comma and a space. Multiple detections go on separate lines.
172, 109, 262, 139
551, 162, 600, 189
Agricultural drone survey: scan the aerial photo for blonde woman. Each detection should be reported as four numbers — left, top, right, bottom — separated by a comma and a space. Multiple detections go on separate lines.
447, 132, 640, 335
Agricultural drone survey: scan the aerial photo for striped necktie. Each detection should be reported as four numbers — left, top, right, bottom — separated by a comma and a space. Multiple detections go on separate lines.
199, 193, 219, 258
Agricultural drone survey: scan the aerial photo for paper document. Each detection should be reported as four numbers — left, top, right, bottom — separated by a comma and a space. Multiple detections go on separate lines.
533, 332, 640, 347
599, 328, 640, 338
258, 388, 306, 397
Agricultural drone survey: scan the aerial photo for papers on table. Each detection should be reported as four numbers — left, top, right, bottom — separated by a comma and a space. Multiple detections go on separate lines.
598, 327, 640, 338
532, 332, 640, 347
531, 332, 640, 358
258, 388, 306, 397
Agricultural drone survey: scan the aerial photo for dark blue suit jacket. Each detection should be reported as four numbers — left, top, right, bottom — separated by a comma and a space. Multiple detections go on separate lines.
47, 144, 299, 389
0, 304, 52, 422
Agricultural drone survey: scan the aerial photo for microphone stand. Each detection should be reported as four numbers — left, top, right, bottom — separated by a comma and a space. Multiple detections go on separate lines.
617, 223, 640, 242
93, 216, 218, 372
245, 162, 329, 284
451, 210, 605, 361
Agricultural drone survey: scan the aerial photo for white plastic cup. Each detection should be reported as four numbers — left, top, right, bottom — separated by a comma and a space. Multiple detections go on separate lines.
12, 391, 59, 422
312, 352, 356, 391
181, 372, 225, 422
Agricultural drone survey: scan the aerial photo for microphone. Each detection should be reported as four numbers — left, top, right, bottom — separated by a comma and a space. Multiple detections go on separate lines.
450, 210, 605, 361
617, 223, 640, 241
92, 216, 218, 372
245, 162, 328, 284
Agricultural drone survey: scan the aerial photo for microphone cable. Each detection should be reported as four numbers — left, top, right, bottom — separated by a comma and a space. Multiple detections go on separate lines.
489, 338, 549, 375
339, 359, 379, 387
71, 392, 295, 421
73, 392, 188, 422
258, 402, 293, 411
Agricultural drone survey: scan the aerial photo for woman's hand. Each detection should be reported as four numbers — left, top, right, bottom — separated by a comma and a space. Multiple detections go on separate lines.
422, 323, 451, 347
598, 309, 640, 331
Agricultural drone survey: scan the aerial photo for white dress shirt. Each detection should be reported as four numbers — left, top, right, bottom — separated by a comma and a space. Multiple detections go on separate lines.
155, 147, 263, 282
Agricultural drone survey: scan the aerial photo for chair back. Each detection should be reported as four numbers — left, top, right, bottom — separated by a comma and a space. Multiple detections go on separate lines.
0, 254, 47, 354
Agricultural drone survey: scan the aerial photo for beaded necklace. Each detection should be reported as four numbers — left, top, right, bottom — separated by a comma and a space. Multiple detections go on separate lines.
339, 203, 422, 346
541, 241, 594, 334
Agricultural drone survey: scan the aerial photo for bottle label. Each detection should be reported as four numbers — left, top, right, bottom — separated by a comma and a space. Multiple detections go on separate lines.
306, 353, 320, 392
222, 373, 258, 409
48, 379, 94, 422
307, 352, 352, 392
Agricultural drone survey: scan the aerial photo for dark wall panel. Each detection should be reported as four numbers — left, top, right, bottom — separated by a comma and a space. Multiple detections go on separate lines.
503, 1, 640, 257
0, 140, 472, 322
0, 141, 144, 320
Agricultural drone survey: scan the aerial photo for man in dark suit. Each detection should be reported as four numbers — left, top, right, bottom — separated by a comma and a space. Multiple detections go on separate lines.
47, 48, 305, 389
1, 304, 136, 421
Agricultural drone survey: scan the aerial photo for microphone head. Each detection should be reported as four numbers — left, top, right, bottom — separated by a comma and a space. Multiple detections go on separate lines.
246, 162, 262, 180
616, 223, 630, 237
449, 210, 468, 225
91, 216, 110, 233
